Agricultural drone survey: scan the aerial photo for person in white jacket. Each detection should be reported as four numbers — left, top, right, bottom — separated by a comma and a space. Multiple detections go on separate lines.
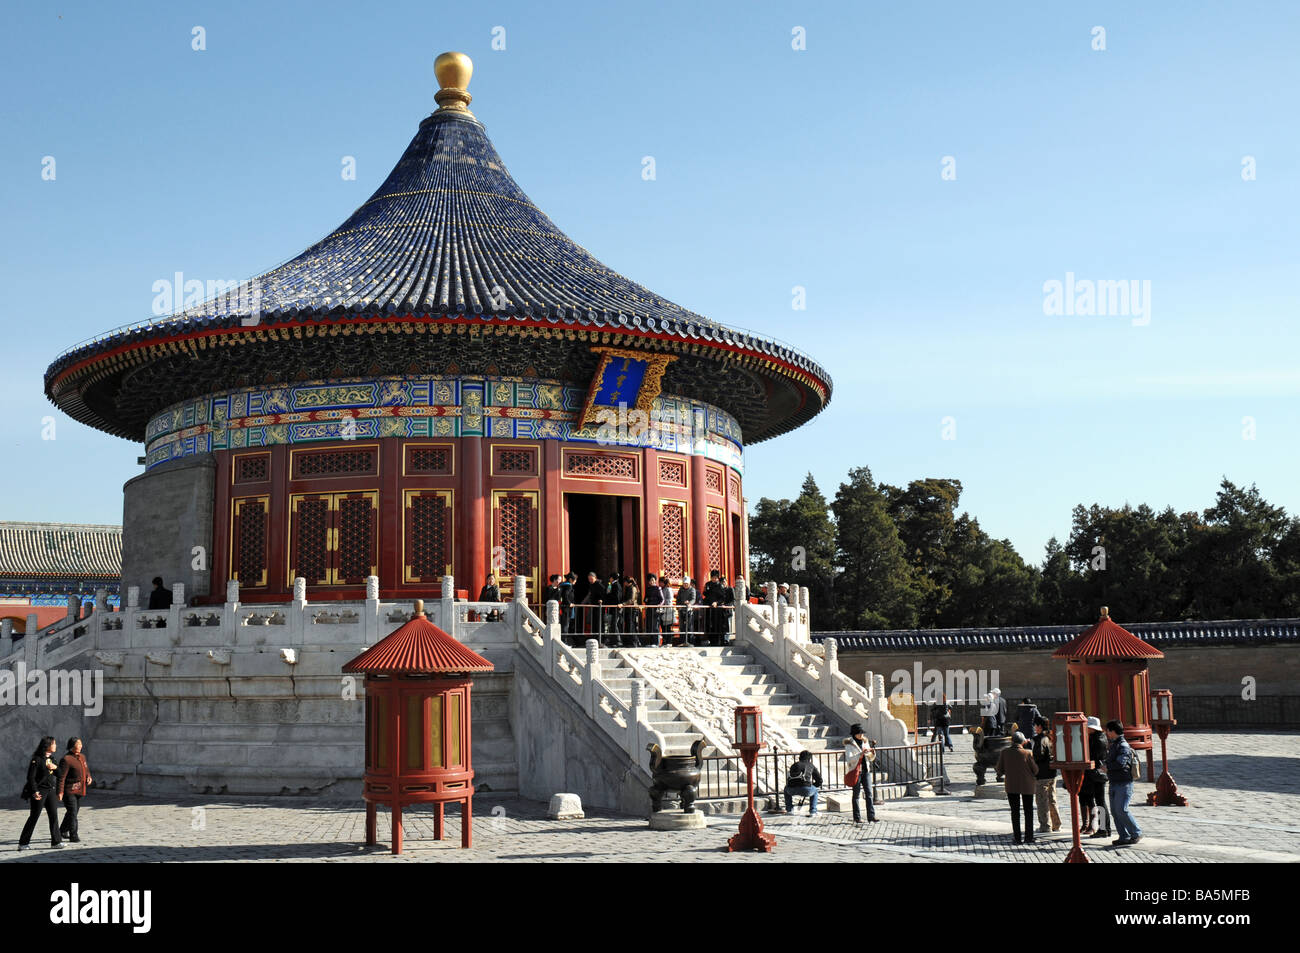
843, 724, 878, 823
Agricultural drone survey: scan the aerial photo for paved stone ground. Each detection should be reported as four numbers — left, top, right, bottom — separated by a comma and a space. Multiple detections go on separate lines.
2, 731, 1295, 863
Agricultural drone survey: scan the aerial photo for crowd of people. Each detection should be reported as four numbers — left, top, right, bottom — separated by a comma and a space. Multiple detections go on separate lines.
472, 569, 797, 648
995, 710, 1144, 848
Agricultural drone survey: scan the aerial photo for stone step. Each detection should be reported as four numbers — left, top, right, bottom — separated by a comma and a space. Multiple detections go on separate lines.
739, 682, 794, 697
712, 661, 766, 674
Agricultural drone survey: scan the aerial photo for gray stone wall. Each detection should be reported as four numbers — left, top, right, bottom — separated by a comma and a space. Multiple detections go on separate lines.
838, 644, 1300, 699
120, 455, 215, 602
512, 649, 651, 815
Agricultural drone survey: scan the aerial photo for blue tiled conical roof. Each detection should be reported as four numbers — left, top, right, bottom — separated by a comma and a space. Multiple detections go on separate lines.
45, 61, 831, 443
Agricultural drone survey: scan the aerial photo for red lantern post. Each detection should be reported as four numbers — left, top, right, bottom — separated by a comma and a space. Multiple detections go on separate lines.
1050, 711, 1091, 864
727, 705, 776, 852
1146, 690, 1189, 807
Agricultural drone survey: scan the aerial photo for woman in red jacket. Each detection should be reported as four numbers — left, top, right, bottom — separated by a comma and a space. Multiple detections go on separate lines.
57, 737, 92, 844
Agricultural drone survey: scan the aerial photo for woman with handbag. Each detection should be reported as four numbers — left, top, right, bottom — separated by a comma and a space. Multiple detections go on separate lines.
18, 736, 62, 850
57, 737, 91, 844
842, 724, 878, 823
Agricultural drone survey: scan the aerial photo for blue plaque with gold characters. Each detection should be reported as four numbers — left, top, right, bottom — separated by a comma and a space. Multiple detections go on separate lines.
580, 347, 676, 427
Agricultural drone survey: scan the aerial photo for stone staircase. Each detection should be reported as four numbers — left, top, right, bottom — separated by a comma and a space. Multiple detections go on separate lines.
693, 647, 844, 751
596, 651, 701, 754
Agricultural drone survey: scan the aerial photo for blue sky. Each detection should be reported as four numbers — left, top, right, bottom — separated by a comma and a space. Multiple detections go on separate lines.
2, 1, 1297, 563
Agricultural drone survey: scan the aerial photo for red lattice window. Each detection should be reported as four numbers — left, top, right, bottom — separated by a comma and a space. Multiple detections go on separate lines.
659, 458, 687, 487
232, 497, 268, 587
406, 445, 452, 475
336, 494, 376, 584
660, 504, 687, 580
493, 492, 538, 598
234, 454, 270, 484
405, 491, 452, 582
291, 496, 331, 586
564, 451, 637, 481
494, 446, 537, 475
289, 491, 377, 586
707, 508, 725, 578
292, 447, 378, 479
729, 473, 741, 501
705, 468, 724, 494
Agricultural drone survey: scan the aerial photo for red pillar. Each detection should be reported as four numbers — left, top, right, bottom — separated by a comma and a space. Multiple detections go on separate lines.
543, 441, 563, 579
379, 438, 401, 593
644, 448, 661, 579
690, 455, 710, 582
463, 436, 486, 592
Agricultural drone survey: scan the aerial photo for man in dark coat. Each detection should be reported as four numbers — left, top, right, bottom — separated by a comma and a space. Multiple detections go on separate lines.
1105, 720, 1143, 847
558, 573, 575, 640
644, 573, 664, 646
702, 570, 723, 646
543, 574, 562, 607
718, 576, 735, 645
675, 576, 697, 646
147, 577, 172, 610
581, 571, 605, 639
1014, 698, 1042, 737
990, 689, 1009, 735
604, 573, 623, 645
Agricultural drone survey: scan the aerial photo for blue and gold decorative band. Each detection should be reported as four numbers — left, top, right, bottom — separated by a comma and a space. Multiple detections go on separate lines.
143, 375, 745, 473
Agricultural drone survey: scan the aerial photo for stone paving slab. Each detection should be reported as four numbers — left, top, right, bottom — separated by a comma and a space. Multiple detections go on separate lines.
1, 731, 1293, 863
0, 792, 1281, 864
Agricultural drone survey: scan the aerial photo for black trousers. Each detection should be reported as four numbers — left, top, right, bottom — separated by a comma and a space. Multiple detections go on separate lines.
20, 795, 60, 846
852, 772, 876, 821
1008, 793, 1033, 839
60, 793, 81, 839
644, 608, 662, 644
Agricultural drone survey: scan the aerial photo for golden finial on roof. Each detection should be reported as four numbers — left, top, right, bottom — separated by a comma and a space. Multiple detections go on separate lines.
434, 51, 474, 116
413, 598, 426, 616
1100, 606, 1109, 619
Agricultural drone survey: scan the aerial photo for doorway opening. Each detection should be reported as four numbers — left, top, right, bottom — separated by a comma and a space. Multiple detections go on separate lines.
564, 493, 641, 588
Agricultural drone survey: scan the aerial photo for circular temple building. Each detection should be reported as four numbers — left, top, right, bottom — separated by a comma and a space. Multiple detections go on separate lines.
45, 52, 831, 605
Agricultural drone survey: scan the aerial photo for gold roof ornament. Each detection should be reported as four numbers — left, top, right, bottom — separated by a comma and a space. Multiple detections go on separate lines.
434, 51, 474, 116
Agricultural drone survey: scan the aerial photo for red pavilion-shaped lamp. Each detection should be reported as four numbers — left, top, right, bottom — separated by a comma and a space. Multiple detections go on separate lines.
1053, 606, 1163, 781
342, 600, 494, 853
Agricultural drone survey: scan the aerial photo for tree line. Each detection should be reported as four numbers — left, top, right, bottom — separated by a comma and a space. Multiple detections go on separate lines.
747, 469, 1300, 631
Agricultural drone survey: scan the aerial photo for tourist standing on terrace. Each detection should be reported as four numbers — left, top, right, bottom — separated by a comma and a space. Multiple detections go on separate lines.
147, 576, 172, 610
1032, 716, 1061, 833
1105, 720, 1143, 847
675, 576, 696, 646
620, 576, 641, 647
996, 731, 1038, 844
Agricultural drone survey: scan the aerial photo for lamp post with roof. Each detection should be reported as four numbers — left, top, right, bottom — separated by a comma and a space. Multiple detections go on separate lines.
1050, 710, 1091, 864
727, 705, 776, 852
1146, 690, 1189, 807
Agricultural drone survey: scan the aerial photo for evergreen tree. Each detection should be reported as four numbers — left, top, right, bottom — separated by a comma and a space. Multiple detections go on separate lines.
831, 467, 920, 629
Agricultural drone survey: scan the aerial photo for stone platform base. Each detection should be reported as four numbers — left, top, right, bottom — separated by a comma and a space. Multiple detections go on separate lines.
649, 811, 708, 830
973, 782, 1006, 799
